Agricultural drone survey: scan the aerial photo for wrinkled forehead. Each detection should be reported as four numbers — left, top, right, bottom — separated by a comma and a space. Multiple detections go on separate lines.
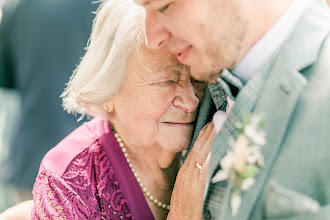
126, 43, 188, 79
136, 44, 186, 71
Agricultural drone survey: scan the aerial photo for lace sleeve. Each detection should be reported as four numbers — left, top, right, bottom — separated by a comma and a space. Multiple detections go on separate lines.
31, 143, 135, 220
31, 170, 95, 220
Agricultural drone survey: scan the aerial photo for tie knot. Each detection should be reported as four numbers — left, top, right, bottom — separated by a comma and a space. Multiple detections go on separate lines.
217, 69, 244, 100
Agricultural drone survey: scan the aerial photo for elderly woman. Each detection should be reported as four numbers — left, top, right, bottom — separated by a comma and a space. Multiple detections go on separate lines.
27, 0, 214, 219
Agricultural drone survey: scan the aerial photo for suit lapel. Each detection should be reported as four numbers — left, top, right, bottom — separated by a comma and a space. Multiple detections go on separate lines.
205, 60, 275, 201
185, 84, 227, 160
205, 1, 329, 218
219, 2, 329, 218
184, 87, 215, 161
220, 56, 307, 220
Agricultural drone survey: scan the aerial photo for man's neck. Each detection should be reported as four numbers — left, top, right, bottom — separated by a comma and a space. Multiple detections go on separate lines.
235, 0, 296, 67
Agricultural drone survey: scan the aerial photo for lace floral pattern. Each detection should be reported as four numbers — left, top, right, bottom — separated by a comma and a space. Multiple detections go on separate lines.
32, 142, 134, 219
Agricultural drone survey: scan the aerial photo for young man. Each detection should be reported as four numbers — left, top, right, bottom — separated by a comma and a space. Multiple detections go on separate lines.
137, 0, 330, 219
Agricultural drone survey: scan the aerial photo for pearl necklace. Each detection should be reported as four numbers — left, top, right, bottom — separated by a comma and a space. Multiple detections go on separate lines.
114, 132, 170, 211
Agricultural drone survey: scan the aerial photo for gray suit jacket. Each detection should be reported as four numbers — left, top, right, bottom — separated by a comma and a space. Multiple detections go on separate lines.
190, 0, 330, 219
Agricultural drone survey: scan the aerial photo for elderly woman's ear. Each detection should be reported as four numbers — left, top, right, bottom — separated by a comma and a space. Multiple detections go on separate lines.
102, 102, 115, 114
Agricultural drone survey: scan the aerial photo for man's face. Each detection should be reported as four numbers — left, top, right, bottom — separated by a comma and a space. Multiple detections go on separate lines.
136, 0, 247, 83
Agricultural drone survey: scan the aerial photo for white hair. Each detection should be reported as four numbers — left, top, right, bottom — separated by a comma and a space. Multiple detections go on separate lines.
61, 0, 145, 120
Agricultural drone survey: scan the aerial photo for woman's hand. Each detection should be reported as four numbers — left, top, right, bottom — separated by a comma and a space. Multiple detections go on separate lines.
0, 200, 34, 220
167, 122, 216, 220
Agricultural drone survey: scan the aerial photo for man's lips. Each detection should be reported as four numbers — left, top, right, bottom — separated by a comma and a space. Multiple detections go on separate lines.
172, 46, 192, 63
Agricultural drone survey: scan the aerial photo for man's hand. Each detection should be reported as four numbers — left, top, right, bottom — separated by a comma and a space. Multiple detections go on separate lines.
167, 122, 216, 220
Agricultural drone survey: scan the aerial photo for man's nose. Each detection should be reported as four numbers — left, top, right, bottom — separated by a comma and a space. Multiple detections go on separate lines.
145, 11, 170, 50
173, 83, 199, 113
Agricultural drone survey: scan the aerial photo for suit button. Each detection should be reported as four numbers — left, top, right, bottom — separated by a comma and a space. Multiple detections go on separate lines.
204, 210, 211, 220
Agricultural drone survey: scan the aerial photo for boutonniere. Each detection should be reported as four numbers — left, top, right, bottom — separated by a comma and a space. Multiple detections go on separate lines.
211, 113, 267, 216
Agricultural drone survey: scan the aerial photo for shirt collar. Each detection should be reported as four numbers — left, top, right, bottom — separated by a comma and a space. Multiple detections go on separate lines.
231, 0, 309, 84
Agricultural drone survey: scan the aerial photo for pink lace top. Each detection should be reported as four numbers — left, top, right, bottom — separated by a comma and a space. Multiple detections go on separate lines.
31, 117, 154, 220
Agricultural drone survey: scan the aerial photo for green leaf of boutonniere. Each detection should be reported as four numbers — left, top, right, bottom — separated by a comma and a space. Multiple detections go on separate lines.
212, 113, 267, 216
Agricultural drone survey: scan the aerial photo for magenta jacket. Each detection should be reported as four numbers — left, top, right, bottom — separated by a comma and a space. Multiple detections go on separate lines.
31, 117, 154, 220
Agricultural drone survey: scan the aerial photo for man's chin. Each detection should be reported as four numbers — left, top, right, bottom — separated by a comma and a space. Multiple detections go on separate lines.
207, 76, 219, 84
190, 67, 220, 84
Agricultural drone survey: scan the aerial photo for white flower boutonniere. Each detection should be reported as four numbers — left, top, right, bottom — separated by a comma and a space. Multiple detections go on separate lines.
211, 113, 267, 216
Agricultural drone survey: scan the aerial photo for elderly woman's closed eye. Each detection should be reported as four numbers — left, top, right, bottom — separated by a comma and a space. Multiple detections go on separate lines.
28, 0, 206, 219
107, 44, 204, 157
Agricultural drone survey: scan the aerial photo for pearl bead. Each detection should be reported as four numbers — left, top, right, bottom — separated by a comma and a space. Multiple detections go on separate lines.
114, 131, 170, 210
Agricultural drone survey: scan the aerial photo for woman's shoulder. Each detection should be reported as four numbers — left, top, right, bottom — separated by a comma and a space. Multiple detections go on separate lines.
32, 117, 133, 219
32, 144, 114, 219
38, 117, 113, 177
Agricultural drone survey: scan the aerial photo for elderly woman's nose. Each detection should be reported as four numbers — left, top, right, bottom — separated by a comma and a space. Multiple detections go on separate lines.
173, 83, 199, 112
145, 11, 169, 50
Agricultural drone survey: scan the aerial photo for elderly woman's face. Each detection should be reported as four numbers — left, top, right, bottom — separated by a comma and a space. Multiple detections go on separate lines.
111, 44, 205, 153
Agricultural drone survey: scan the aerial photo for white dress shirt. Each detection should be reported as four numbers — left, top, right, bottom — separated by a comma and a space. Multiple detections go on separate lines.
214, 0, 309, 132
232, 0, 309, 84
